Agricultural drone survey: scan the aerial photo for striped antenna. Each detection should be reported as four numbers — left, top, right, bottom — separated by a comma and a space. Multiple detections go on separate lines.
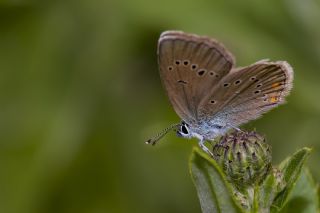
145, 123, 181, 146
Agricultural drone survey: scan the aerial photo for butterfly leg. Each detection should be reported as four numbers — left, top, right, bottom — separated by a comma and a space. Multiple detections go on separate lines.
199, 138, 214, 157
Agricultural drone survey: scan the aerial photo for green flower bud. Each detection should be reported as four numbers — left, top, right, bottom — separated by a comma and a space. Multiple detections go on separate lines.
212, 131, 272, 187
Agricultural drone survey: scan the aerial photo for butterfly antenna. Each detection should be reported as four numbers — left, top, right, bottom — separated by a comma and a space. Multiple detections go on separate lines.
145, 123, 181, 146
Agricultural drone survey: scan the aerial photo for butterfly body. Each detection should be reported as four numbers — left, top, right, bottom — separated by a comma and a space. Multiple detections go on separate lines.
147, 31, 293, 156
179, 117, 229, 139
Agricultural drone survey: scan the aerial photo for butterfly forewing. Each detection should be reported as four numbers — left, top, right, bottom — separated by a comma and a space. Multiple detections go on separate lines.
158, 31, 235, 123
197, 61, 293, 126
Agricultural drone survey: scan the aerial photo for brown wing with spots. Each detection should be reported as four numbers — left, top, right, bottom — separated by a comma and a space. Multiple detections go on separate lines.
158, 31, 235, 123
197, 60, 293, 126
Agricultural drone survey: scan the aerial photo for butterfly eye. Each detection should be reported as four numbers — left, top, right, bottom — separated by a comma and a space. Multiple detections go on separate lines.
181, 125, 189, 134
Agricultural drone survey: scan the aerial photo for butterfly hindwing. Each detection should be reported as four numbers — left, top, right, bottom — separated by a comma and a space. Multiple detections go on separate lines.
197, 61, 294, 126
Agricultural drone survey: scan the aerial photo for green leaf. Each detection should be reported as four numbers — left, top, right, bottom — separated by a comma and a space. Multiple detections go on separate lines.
271, 148, 312, 212
279, 168, 319, 213
254, 168, 285, 212
189, 147, 244, 213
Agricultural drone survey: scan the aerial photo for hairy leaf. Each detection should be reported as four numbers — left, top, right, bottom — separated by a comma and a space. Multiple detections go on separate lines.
189, 147, 244, 213
279, 168, 319, 213
271, 148, 312, 212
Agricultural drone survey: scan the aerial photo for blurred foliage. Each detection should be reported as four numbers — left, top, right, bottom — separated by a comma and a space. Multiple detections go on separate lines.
0, 0, 320, 212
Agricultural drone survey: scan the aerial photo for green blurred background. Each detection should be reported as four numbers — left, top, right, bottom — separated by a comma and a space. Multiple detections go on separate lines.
1, 0, 320, 212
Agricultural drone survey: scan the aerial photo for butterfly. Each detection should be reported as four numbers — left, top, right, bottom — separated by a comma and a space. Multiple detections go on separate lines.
146, 31, 293, 156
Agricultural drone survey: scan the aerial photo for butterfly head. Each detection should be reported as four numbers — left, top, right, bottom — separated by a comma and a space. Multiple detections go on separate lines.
176, 121, 192, 139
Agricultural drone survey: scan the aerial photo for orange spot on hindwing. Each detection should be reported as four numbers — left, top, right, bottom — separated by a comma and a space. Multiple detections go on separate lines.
272, 82, 280, 88
270, 96, 278, 103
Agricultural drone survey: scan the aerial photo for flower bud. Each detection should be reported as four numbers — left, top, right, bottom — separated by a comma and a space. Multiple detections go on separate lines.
212, 131, 272, 187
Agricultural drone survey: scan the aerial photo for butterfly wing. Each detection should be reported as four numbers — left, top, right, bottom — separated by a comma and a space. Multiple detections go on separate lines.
197, 60, 293, 127
158, 31, 235, 123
